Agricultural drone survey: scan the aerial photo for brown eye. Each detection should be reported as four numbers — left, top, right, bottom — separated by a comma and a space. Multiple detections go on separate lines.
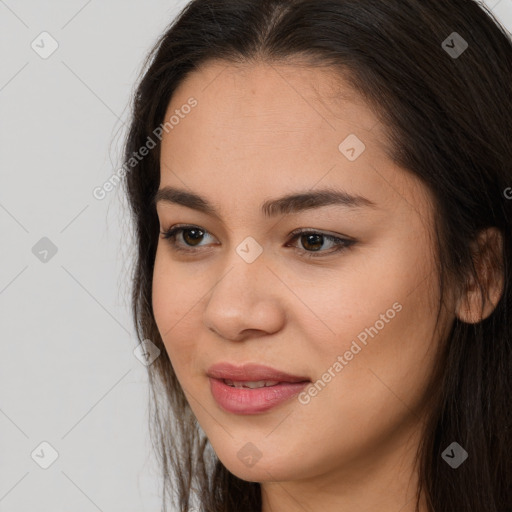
300, 233, 324, 252
181, 228, 205, 246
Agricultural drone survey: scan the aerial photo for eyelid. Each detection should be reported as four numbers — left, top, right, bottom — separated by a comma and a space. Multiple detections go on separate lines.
287, 226, 355, 242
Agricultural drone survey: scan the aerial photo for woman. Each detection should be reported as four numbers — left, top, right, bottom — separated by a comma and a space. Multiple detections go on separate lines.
122, 0, 512, 510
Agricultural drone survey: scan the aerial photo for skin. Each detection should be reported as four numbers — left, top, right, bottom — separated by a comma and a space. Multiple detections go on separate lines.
151, 59, 502, 512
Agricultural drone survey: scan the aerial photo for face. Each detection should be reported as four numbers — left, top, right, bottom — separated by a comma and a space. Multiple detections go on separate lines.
152, 60, 455, 488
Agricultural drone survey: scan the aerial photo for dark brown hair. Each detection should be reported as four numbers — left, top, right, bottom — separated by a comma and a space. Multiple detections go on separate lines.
122, 1, 512, 510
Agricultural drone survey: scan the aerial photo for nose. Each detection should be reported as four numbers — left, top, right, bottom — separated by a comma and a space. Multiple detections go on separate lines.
202, 252, 286, 342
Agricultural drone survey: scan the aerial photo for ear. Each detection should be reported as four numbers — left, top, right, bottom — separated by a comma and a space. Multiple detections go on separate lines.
455, 227, 504, 324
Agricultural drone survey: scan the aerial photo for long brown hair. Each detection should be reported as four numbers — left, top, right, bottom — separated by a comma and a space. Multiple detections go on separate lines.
122, 1, 512, 510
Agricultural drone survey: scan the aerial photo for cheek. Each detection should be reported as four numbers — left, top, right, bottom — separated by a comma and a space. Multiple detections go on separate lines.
304, 251, 439, 420
291, 239, 436, 344
295, 236, 440, 395
152, 244, 206, 325
152, 249, 202, 371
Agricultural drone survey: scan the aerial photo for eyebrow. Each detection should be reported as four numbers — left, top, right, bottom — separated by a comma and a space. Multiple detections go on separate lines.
153, 186, 377, 219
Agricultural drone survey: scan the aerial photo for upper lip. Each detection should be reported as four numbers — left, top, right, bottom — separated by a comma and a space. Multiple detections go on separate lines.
207, 362, 310, 383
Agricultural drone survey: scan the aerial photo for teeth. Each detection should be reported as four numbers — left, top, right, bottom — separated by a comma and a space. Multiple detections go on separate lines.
224, 379, 280, 389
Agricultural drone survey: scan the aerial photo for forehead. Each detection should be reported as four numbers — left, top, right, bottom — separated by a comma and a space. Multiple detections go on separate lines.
158, 59, 427, 220
164, 59, 383, 149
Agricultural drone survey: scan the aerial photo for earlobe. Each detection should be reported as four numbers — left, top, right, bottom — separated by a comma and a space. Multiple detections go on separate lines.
455, 227, 504, 324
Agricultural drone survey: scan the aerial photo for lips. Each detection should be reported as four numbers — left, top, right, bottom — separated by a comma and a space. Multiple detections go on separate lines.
207, 362, 311, 414
207, 362, 310, 383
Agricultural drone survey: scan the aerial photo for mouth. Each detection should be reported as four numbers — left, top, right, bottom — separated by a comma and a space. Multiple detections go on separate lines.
207, 362, 311, 414
222, 379, 284, 388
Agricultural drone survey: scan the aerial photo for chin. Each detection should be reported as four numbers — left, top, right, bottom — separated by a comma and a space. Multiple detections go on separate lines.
214, 446, 311, 483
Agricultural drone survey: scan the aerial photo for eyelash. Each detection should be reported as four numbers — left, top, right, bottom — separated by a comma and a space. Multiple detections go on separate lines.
159, 224, 355, 259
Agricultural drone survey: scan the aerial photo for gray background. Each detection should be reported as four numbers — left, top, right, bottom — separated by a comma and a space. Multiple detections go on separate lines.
0, 1, 511, 511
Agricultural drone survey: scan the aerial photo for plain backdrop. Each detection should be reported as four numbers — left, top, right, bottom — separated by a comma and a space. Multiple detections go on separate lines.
0, 1, 511, 511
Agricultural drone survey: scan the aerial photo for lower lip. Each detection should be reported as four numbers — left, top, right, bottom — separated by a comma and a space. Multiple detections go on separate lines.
209, 378, 309, 414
